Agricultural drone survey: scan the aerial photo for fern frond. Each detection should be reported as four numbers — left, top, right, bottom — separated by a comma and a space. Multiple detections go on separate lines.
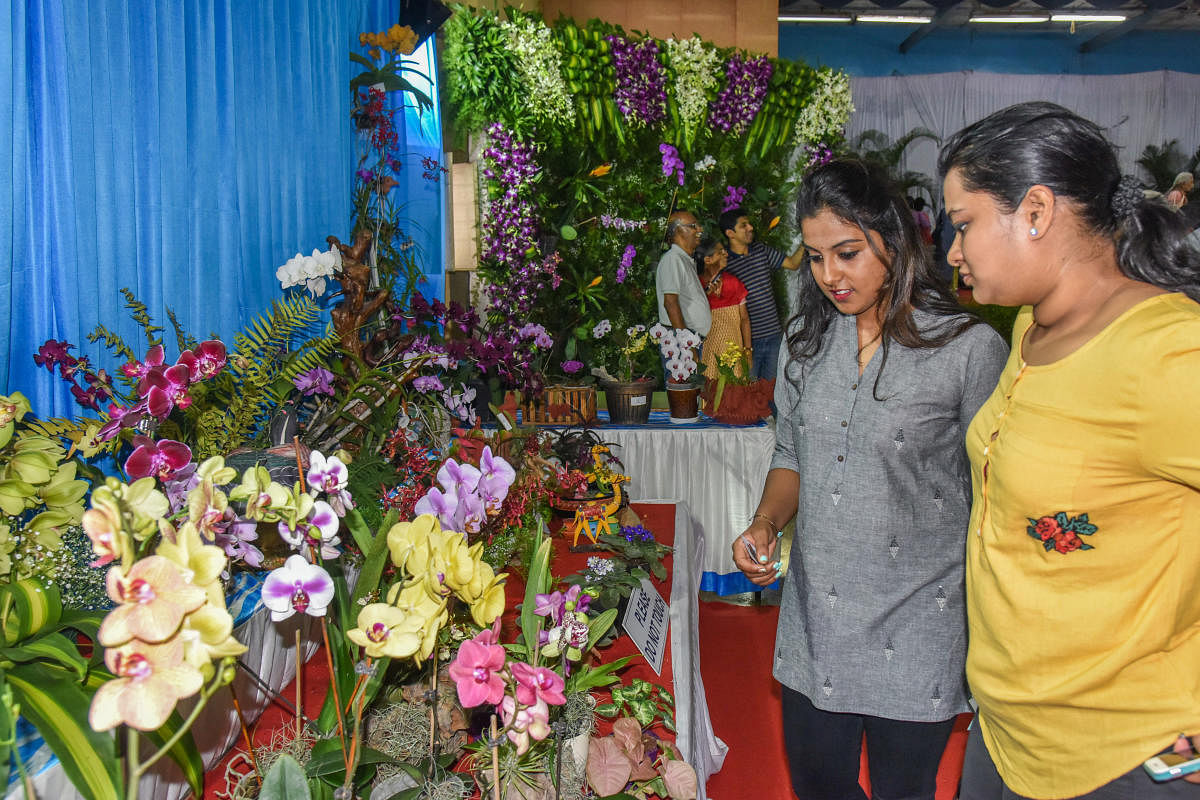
86, 325, 136, 363
22, 417, 90, 440
166, 308, 199, 353
120, 288, 164, 346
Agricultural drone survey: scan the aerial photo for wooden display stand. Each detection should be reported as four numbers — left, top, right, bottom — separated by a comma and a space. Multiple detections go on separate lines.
522, 385, 598, 426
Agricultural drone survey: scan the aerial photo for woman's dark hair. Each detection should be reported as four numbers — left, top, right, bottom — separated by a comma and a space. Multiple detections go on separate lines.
693, 235, 722, 275
938, 101, 1200, 302
787, 157, 980, 397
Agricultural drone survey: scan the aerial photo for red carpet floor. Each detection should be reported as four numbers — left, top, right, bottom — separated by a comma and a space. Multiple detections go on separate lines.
699, 599, 971, 800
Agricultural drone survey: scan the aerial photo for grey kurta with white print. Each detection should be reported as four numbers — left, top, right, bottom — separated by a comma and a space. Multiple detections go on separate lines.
771, 310, 1007, 721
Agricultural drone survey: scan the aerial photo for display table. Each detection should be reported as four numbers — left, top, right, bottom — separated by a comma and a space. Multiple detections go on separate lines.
596, 413, 777, 595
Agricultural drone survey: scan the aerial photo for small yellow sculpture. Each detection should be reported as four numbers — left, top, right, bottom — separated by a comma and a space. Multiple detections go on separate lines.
567, 474, 628, 548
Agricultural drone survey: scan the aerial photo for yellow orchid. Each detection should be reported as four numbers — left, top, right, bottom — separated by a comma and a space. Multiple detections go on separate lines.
157, 521, 227, 603
89, 638, 204, 732
589, 163, 613, 178
385, 581, 449, 662
432, 531, 477, 594
178, 602, 246, 677
587, 275, 603, 288
98, 555, 207, 647
768, 215, 781, 230
469, 570, 508, 628
386, 513, 441, 575
347, 603, 423, 660
228, 466, 291, 522
195, 455, 237, 485
185, 479, 229, 540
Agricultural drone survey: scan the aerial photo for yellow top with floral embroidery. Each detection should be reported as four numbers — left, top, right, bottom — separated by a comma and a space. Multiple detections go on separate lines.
965, 293, 1200, 799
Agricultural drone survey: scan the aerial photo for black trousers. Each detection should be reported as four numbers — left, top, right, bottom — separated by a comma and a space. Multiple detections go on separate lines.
782, 686, 956, 800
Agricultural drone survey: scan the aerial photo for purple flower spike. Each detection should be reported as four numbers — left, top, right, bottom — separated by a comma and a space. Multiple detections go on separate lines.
294, 366, 335, 396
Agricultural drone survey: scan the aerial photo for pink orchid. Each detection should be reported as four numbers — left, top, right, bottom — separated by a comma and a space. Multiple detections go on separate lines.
499, 696, 552, 755
510, 662, 567, 706
447, 636, 508, 708
124, 436, 192, 482
186, 340, 226, 380
261, 555, 335, 621
414, 486, 457, 530
120, 344, 165, 380
98, 555, 208, 646
453, 484, 486, 534
307, 451, 354, 513
478, 446, 516, 511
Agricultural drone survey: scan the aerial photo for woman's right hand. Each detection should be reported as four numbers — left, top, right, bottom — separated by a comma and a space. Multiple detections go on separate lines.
731, 519, 780, 586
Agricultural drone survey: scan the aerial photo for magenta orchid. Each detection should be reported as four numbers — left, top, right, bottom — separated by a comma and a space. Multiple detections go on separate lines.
124, 436, 192, 482
261, 555, 335, 621
510, 662, 567, 707
447, 635, 508, 707
119, 344, 166, 380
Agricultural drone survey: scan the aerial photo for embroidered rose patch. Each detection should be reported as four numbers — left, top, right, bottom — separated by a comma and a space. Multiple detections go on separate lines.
1027, 512, 1097, 553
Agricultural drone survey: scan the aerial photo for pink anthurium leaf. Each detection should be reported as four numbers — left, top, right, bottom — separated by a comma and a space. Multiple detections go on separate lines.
586, 736, 633, 797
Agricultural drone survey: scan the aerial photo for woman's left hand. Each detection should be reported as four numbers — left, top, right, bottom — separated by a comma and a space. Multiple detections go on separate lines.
1173, 734, 1200, 783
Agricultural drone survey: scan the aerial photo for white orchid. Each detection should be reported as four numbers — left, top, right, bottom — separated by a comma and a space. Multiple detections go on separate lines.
275, 247, 342, 297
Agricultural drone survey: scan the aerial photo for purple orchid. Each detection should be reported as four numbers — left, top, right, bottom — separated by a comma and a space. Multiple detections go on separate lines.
478, 446, 516, 513
306, 451, 353, 514
606, 35, 668, 128
659, 143, 685, 186
33, 340, 76, 372
278, 500, 342, 560
162, 463, 200, 513
414, 486, 458, 530
293, 366, 335, 397
412, 375, 444, 393
453, 485, 486, 534
722, 185, 749, 213
261, 555, 335, 621
216, 517, 264, 568
119, 344, 166, 380
561, 360, 584, 375
534, 590, 565, 625
124, 436, 192, 482
436, 458, 481, 495
709, 53, 773, 136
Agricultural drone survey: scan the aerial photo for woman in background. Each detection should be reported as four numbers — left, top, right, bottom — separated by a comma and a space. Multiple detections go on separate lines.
732, 158, 1007, 800
694, 235, 752, 381
940, 100, 1200, 800
1165, 170, 1193, 210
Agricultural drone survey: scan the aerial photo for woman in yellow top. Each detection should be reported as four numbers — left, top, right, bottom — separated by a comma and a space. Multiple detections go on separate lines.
940, 101, 1200, 799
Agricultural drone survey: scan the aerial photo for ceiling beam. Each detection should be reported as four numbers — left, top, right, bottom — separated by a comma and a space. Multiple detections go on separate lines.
899, 2, 960, 53
1079, 9, 1160, 52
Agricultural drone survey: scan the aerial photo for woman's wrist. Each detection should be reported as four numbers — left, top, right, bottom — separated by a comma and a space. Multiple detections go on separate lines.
752, 512, 779, 537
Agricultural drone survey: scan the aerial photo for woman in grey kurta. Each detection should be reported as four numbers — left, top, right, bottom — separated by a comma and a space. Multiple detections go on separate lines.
732, 159, 1007, 800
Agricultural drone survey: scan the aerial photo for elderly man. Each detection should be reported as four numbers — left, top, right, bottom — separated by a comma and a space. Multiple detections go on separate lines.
655, 210, 711, 338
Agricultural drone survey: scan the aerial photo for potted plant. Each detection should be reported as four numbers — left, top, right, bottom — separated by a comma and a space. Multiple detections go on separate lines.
589, 321, 659, 425
649, 324, 702, 424
701, 342, 774, 425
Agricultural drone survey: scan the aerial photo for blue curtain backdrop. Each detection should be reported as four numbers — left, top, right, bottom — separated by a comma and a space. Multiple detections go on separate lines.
3, 0, 444, 420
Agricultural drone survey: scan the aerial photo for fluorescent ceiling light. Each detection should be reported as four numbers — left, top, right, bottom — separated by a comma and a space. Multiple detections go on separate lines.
1049, 13, 1127, 21
778, 14, 854, 22
969, 14, 1050, 22
856, 14, 932, 23
777, 14, 854, 22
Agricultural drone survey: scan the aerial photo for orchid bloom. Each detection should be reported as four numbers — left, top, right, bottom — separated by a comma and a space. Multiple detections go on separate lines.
215, 517, 264, 568
385, 514, 442, 576
413, 487, 458, 531
177, 602, 247, 675
499, 696, 552, 755
294, 366, 335, 397
124, 436, 192, 482
139, 362, 193, 416
346, 603, 423, 660
452, 485, 486, 535
436, 458, 481, 494
533, 590, 565, 625
477, 446, 516, 512
307, 451, 353, 510
119, 344, 166, 380
82, 495, 126, 568
98, 555, 208, 647
447, 636, 508, 708
156, 522, 227, 600
88, 638, 204, 732
261, 555, 335, 622
186, 340, 227, 380
277, 500, 340, 559
385, 581, 449, 662
510, 662, 567, 707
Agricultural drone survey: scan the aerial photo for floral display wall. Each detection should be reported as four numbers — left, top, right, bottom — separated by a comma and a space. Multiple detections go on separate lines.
442, 5, 852, 387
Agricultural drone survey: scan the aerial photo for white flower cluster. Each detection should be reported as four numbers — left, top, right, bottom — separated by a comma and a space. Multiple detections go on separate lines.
693, 154, 717, 174
793, 67, 854, 146
587, 556, 614, 577
502, 16, 576, 125
665, 36, 721, 137
276, 247, 341, 297
649, 323, 701, 383
592, 319, 612, 338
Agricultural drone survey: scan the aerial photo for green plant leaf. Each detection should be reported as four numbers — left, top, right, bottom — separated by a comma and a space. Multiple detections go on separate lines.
0, 631, 87, 678
586, 607, 617, 651
259, 754, 313, 799
0, 577, 63, 645
560, 224, 578, 240
8, 663, 121, 800
521, 536, 552, 659
351, 508, 398, 607
140, 703, 206, 799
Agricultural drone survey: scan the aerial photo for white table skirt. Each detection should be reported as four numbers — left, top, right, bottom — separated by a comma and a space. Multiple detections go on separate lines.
603, 422, 776, 595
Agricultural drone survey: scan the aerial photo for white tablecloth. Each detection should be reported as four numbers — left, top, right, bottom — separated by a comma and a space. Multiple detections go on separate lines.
603, 422, 776, 595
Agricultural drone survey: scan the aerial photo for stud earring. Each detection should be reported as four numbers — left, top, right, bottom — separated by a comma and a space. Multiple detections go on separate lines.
1029, 227, 1038, 237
